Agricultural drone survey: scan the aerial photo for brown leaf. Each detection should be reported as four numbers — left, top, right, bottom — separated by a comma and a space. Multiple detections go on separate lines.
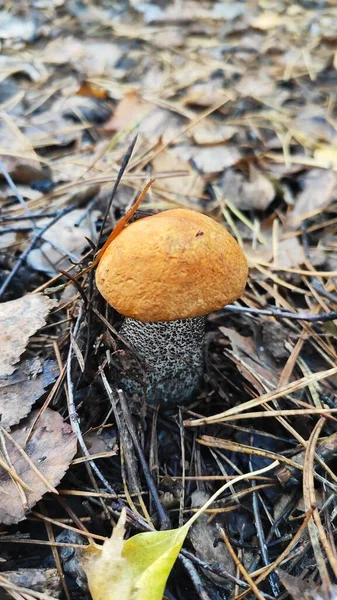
278, 569, 337, 600
27, 208, 99, 276
77, 81, 108, 100
289, 168, 337, 226
0, 358, 59, 431
188, 490, 234, 588
152, 149, 204, 199
0, 156, 47, 185
0, 408, 77, 525
273, 237, 306, 268
103, 92, 152, 133
173, 144, 241, 173
0, 294, 58, 378
222, 166, 275, 211
42, 38, 123, 77
220, 326, 282, 391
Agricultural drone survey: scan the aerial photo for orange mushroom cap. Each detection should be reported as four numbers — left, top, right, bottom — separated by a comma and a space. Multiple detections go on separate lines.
96, 208, 248, 322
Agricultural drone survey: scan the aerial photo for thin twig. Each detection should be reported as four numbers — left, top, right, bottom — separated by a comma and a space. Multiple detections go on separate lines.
221, 304, 337, 322
179, 555, 212, 600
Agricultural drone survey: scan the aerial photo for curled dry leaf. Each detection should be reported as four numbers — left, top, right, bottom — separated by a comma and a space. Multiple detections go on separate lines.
0, 358, 59, 431
0, 155, 47, 185
0, 408, 77, 525
0, 293, 58, 378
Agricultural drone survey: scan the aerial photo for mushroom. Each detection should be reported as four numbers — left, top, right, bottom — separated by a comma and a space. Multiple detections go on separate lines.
96, 208, 248, 409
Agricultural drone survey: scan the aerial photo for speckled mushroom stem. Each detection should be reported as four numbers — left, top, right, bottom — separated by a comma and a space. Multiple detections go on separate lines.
119, 316, 206, 409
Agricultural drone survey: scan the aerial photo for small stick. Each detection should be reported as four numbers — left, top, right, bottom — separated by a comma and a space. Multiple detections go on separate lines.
222, 304, 337, 322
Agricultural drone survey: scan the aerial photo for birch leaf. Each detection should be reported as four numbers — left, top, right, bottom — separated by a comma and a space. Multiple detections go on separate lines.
82, 510, 188, 600
82, 462, 278, 600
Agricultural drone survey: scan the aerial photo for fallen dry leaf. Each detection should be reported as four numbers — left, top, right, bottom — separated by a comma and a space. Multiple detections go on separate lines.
138, 107, 185, 145
174, 144, 241, 174
0, 358, 59, 430
42, 37, 123, 77
190, 122, 237, 146
220, 326, 282, 391
0, 230, 23, 251
103, 92, 152, 133
251, 12, 284, 30
0, 155, 47, 185
0, 12, 36, 41
235, 70, 276, 97
273, 237, 306, 269
0, 408, 77, 525
222, 165, 275, 211
0, 294, 58, 378
293, 106, 337, 146
278, 569, 337, 600
82, 509, 189, 600
152, 149, 204, 199
188, 490, 234, 588
182, 79, 229, 108
27, 208, 99, 275
289, 168, 337, 226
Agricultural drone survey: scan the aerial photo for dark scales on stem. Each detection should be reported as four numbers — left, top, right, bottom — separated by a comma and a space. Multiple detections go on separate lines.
119, 316, 205, 408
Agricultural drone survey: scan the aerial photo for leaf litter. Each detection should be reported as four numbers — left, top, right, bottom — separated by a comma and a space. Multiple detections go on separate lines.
1, 0, 337, 598
0, 408, 77, 525
0, 294, 57, 378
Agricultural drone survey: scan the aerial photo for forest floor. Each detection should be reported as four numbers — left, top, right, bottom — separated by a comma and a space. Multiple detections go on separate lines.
1, 1, 337, 599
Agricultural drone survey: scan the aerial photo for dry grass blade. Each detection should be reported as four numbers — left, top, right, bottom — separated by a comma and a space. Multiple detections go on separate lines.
217, 526, 265, 600
197, 436, 303, 470
184, 367, 337, 426
235, 507, 315, 599
303, 419, 337, 588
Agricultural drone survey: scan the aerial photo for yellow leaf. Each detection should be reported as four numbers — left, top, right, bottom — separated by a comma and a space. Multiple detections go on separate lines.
82, 461, 279, 600
82, 509, 188, 600
82, 510, 133, 600
122, 523, 189, 599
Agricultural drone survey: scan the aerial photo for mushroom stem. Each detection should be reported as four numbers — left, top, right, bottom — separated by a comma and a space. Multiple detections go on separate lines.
119, 316, 205, 408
